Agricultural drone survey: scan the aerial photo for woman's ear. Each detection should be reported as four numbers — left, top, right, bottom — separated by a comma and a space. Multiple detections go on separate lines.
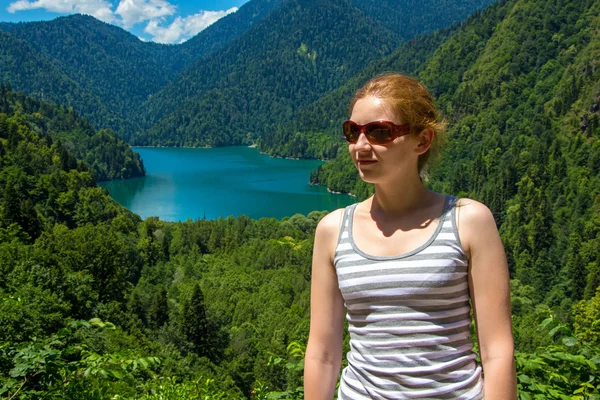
415, 127, 434, 155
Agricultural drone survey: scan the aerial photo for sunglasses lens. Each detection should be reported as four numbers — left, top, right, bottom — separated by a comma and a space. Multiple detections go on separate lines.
343, 121, 360, 143
365, 123, 393, 144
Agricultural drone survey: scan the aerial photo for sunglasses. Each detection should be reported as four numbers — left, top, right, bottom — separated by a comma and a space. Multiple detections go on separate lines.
342, 120, 411, 145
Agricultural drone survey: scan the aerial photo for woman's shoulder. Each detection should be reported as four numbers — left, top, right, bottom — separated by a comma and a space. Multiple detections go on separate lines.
454, 197, 498, 255
314, 202, 363, 241
313, 207, 352, 264
315, 206, 350, 238
454, 197, 495, 226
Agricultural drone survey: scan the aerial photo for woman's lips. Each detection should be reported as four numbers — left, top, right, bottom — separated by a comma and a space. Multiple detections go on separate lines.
357, 160, 377, 165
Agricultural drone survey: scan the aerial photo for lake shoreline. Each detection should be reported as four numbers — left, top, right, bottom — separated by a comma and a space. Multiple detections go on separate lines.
103, 146, 356, 221
132, 143, 330, 162
130, 144, 352, 196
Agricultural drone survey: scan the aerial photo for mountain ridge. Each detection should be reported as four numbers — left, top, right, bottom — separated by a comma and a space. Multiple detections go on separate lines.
130, 0, 400, 146
0, 0, 495, 145
0, 0, 288, 137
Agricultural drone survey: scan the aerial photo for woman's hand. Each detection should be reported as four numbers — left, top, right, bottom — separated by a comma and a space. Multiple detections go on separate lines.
459, 199, 517, 400
304, 209, 346, 400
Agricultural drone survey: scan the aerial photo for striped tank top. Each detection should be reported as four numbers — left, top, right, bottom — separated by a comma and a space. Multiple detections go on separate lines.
334, 195, 483, 399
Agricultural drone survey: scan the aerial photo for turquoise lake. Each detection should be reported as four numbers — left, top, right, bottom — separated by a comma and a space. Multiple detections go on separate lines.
99, 147, 356, 221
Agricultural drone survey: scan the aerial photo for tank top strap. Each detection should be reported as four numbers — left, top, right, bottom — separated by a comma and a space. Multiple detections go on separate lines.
441, 194, 457, 222
437, 195, 466, 253
447, 195, 460, 225
336, 203, 358, 248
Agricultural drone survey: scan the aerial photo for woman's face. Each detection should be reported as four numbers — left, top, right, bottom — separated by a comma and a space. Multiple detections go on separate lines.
348, 96, 420, 184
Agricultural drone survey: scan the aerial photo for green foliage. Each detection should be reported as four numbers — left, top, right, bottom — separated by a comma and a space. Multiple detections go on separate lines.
0, 1, 285, 137
0, 286, 69, 344
258, 341, 306, 399
0, 96, 141, 247
573, 287, 600, 347
516, 317, 600, 398
0, 119, 321, 396
0, 318, 159, 400
138, 376, 242, 400
179, 284, 210, 358
149, 286, 170, 330
0, 84, 144, 181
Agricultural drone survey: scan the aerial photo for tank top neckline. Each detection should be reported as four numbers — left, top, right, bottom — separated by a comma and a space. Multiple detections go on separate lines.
347, 194, 455, 261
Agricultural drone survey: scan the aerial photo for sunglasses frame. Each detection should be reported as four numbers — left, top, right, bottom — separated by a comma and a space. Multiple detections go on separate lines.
342, 120, 411, 145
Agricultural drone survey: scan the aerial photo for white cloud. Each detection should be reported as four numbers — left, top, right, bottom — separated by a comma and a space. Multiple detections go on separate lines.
7, 0, 116, 23
144, 7, 237, 44
6, 0, 239, 44
115, 0, 177, 29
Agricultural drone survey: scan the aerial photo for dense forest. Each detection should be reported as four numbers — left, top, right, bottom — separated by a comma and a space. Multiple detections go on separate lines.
0, 84, 144, 181
132, 0, 401, 147
0, 0, 493, 143
0, 87, 320, 398
1, 0, 600, 397
0, 0, 283, 138
131, 0, 495, 147
258, 0, 510, 161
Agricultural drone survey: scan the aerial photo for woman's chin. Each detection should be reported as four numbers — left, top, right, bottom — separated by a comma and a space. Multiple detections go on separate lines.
357, 170, 381, 184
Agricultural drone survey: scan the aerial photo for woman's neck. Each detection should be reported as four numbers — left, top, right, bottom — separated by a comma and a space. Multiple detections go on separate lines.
369, 175, 435, 216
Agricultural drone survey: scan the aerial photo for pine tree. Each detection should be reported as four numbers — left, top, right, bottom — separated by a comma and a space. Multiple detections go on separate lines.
1, 179, 22, 228
180, 283, 209, 357
149, 286, 169, 329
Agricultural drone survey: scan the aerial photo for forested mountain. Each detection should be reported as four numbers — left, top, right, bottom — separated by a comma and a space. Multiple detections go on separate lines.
0, 0, 494, 145
131, 0, 400, 146
0, 84, 144, 181
131, 0, 496, 147
258, 24, 464, 159
351, 0, 495, 40
0, 0, 284, 137
0, 15, 182, 135
0, 30, 119, 131
179, 0, 285, 60
259, 2, 506, 161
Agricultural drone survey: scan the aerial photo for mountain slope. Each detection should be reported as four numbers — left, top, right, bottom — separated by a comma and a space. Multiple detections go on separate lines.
0, 4, 285, 137
0, 15, 183, 119
131, 0, 399, 147
0, 0, 497, 146
0, 84, 144, 181
180, 0, 285, 59
0, 29, 120, 130
351, 0, 496, 40
258, 26, 460, 159
132, 0, 499, 147
259, 0, 504, 159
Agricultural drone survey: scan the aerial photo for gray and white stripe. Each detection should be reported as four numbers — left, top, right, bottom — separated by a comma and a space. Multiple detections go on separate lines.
335, 196, 483, 399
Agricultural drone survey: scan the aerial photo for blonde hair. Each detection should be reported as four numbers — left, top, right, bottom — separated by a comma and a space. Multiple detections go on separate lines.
350, 73, 446, 178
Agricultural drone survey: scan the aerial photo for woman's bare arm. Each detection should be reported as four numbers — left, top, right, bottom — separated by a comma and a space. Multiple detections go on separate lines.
304, 209, 346, 400
458, 199, 517, 400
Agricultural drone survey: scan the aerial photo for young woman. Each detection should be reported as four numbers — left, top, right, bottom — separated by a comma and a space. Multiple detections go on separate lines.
304, 74, 516, 399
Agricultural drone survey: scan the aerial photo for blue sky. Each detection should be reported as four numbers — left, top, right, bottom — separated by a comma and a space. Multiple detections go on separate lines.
0, 0, 249, 43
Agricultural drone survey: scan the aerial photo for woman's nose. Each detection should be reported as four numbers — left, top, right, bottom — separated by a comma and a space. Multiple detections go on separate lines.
354, 132, 371, 149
